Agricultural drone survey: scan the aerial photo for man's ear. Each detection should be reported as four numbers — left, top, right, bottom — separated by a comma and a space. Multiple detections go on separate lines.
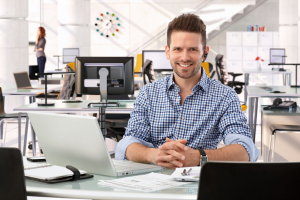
202, 46, 210, 61
165, 45, 170, 60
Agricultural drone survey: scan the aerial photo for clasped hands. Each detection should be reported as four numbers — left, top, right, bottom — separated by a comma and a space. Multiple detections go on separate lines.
151, 138, 200, 169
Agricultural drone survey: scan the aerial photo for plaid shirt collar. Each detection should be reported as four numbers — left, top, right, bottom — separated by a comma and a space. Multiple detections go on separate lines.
166, 67, 210, 93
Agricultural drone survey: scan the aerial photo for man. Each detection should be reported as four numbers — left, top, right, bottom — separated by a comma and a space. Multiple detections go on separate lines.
115, 14, 259, 168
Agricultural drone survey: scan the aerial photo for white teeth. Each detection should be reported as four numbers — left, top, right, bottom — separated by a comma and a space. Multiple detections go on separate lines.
178, 64, 192, 68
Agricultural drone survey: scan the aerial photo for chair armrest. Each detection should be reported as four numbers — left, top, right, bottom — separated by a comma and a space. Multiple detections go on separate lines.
228, 72, 243, 77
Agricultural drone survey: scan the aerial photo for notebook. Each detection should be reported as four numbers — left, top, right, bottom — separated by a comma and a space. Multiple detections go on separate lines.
23, 158, 87, 181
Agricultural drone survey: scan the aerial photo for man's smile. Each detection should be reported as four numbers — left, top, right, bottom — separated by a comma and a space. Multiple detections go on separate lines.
177, 63, 193, 68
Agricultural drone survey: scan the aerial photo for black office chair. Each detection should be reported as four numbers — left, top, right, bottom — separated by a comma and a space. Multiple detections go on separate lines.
0, 147, 27, 200
198, 162, 300, 200
0, 87, 27, 146
215, 54, 244, 94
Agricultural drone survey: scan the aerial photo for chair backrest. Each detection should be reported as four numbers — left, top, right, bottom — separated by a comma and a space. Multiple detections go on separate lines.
215, 54, 228, 85
198, 162, 300, 200
201, 62, 210, 78
134, 54, 143, 73
0, 87, 4, 115
142, 59, 156, 85
58, 64, 76, 99
0, 147, 27, 200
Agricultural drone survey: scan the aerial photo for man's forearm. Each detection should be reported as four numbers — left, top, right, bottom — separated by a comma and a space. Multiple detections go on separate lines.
205, 144, 249, 161
126, 143, 158, 164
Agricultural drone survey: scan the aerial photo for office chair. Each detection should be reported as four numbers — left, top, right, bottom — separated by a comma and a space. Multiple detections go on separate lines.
198, 162, 300, 200
201, 62, 215, 78
215, 54, 244, 94
0, 147, 27, 200
0, 87, 27, 147
134, 53, 143, 77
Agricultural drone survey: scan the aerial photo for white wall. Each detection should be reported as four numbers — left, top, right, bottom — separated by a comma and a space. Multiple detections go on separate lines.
206, 0, 279, 66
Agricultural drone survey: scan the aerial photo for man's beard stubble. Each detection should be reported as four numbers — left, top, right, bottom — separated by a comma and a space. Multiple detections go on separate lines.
170, 60, 202, 79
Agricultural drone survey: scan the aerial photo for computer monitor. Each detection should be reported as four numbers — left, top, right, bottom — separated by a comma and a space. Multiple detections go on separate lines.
63, 48, 79, 64
75, 57, 134, 96
142, 50, 173, 71
270, 48, 285, 64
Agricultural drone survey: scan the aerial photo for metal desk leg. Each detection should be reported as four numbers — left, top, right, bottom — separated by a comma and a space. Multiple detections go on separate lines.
18, 112, 21, 149
0, 120, 3, 140
244, 73, 249, 105
248, 97, 258, 142
30, 122, 36, 157
29, 96, 32, 104
283, 74, 286, 85
253, 97, 258, 142
248, 97, 253, 129
33, 96, 36, 102
22, 115, 29, 156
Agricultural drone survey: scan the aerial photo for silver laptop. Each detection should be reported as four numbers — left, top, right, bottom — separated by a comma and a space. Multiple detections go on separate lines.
13, 71, 43, 90
27, 112, 162, 177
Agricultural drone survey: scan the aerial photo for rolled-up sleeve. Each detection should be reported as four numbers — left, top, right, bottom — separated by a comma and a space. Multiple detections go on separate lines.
218, 90, 259, 162
115, 86, 153, 160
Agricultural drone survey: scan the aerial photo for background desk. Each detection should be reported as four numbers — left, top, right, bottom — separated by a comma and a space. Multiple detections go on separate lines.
243, 69, 292, 105
247, 86, 300, 142
24, 157, 198, 200
1, 83, 62, 151
261, 106, 300, 162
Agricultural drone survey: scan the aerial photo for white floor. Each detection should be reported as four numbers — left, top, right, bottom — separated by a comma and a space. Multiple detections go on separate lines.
0, 120, 263, 200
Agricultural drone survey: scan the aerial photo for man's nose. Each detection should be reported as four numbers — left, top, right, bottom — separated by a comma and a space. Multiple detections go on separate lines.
181, 50, 190, 62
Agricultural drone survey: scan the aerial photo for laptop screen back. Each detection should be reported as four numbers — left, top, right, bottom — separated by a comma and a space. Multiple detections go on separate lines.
14, 72, 31, 88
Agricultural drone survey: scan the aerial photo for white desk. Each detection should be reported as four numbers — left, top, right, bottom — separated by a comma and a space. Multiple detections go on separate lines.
247, 86, 300, 142
243, 69, 292, 105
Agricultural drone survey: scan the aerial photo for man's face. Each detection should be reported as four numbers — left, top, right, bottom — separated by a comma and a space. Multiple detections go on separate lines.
165, 31, 205, 79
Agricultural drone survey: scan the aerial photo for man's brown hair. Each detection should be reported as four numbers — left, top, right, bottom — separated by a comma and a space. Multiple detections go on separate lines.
167, 14, 206, 49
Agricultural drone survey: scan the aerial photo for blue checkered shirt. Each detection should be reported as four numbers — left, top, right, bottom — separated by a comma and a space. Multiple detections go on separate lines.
115, 69, 259, 162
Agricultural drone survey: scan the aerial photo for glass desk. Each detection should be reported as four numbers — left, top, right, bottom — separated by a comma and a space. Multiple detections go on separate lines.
26, 167, 198, 200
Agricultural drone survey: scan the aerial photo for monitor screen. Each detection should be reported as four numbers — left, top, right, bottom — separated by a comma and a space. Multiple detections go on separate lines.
75, 57, 134, 95
63, 48, 79, 64
270, 48, 285, 64
142, 50, 172, 71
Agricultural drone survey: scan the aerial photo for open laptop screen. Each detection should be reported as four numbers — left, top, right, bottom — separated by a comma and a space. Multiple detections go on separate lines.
14, 72, 31, 88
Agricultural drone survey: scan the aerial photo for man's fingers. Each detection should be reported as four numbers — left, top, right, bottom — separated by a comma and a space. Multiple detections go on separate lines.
159, 141, 188, 151
157, 155, 184, 167
166, 138, 187, 144
157, 160, 183, 168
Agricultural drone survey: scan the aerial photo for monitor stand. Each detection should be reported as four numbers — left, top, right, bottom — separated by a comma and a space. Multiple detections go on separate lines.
37, 75, 55, 106
87, 68, 120, 140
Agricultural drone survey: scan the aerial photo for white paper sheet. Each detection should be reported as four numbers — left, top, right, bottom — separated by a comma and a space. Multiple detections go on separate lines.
97, 172, 190, 192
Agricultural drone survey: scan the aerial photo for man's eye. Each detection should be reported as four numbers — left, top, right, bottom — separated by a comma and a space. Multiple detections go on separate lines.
174, 48, 180, 51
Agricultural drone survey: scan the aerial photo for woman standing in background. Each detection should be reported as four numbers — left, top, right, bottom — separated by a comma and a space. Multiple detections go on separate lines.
35, 27, 46, 77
